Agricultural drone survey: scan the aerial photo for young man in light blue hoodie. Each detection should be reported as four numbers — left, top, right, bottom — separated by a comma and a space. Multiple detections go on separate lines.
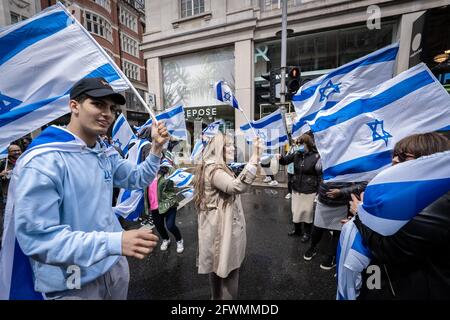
12, 77, 169, 299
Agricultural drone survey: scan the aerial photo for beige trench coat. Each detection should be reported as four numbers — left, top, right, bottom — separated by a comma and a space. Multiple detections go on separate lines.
197, 163, 257, 278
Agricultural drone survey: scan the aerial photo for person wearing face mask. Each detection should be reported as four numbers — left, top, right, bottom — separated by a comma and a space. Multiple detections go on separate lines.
347, 132, 450, 299
277, 134, 321, 242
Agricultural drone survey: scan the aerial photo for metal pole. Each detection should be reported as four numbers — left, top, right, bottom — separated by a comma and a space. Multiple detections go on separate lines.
280, 0, 287, 105
280, 0, 291, 147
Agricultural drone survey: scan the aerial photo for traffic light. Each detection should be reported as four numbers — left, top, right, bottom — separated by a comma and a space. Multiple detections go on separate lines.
287, 66, 301, 100
257, 70, 277, 104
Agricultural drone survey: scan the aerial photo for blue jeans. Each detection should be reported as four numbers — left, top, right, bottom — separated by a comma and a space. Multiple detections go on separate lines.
151, 207, 182, 241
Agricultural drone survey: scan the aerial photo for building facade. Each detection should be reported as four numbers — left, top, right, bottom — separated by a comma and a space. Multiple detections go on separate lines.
41, 0, 148, 126
0, 0, 41, 26
142, 0, 450, 156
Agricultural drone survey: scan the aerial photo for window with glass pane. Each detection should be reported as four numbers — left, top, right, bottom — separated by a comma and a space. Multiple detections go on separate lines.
85, 11, 112, 42
94, 0, 111, 12
10, 13, 19, 24
123, 61, 140, 81
119, 6, 138, 32
181, 0, 204, 18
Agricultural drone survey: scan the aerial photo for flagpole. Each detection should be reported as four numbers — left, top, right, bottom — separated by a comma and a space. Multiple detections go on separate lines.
57, 2, 158, 124
239, 108, 259, 138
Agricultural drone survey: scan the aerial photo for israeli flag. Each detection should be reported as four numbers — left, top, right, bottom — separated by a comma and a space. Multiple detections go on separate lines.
113, 139, 150, 221
203, 119, 224, 137
336, 220, 372, 300
214, 81, 239, 109
161, 158, 173, 168
190, 139, 205, 161
358, 150, 450, 235
240, 109, 288, 150
135, 105, 187, 141
337, 150, 450, 300
111, 114, 136, 155
167, 168, 194, 188
178, 188, 194, 200
0, 3, 129, 152
291, 43, 399, 138
309, 63, 450, 182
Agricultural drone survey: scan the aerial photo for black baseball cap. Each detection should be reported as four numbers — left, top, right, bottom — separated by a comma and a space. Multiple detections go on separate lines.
70, 77, 126, 105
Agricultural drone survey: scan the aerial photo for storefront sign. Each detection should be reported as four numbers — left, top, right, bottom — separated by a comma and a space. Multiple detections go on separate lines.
184, 105, 234, 121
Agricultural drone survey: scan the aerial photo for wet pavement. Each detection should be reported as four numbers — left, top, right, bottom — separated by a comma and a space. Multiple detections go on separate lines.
128, 185, 337, 300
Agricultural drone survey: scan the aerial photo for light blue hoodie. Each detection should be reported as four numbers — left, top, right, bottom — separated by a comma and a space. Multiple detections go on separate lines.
13, 126, 160, 293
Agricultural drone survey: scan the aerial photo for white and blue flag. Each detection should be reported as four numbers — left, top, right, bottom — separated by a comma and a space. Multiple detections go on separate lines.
190, 120, 224, 161
240, 109, 288, 150
0, 3, 129, 152
190, 139, 205, 161
291, 43, 399, 138
135, 105, 187, 141
337, 150, 450, 300
178, 188, 194, 200
214, 81, 239, 109
203, 119, 224, 137
167, 168, 194, 188
161, 157, 173, 168
113, 139, 150, 221
111, 114, 136, 155
309, 63, 450, 183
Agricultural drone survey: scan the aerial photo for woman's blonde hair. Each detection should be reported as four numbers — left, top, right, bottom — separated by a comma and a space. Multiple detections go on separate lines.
193, 132, 235, 211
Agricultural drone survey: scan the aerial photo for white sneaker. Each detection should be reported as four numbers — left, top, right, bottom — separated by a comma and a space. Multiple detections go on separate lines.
268, 180, 278, 186
285, 193, 292, 199
160, 239, 170, 251
176, 240, 184, 254
263, 176, 272, 183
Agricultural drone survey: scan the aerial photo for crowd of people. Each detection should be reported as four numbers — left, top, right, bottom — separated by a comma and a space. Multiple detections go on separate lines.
1, 76, 449, 300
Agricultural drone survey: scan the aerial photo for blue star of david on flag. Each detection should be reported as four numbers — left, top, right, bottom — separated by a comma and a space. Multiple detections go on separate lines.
223, 92, 232, 102
112, 138, 123, 149
367, 119, 392, 146
319, 80, 341, 102
0, 92, 22, 115
256, 129, 267, 140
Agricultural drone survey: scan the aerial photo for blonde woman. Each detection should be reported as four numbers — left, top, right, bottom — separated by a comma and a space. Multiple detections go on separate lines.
193, 132, 263, 300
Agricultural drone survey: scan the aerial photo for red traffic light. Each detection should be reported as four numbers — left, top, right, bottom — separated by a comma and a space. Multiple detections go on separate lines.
289, 67, 300, 78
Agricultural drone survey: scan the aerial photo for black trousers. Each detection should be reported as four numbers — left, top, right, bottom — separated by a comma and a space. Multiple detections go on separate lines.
310, 226, 341, 257
287, 174, 294, 194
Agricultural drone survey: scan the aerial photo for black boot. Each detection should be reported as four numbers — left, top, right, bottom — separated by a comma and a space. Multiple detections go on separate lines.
301, 223, 312, 243
288, 223, 302, 236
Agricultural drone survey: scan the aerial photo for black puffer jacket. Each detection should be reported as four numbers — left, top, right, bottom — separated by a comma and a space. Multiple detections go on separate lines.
355, 192, 450, 299
279, 151, 320, 194
318, 181, 367, 206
